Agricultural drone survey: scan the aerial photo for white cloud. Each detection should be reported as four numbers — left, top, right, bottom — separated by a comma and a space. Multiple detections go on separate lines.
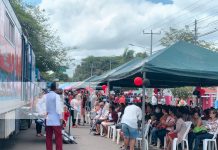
40, 0, 177, 50
40, 0, 218, 75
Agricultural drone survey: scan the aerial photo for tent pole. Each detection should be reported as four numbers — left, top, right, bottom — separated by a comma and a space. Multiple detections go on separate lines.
107, 81, 110, 101
142, 72, 146, 150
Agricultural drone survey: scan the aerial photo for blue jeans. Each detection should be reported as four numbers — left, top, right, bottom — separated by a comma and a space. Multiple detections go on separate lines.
157, 129, 169, 146
193, 133, 213, 150
188, 132, 196, 150
151, 127, 158, 144
122, 124, 139, 139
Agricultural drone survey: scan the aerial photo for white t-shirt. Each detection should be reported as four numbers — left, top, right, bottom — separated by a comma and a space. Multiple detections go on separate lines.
151, 95, 157, 105
36, 97, 46, 115
121, 105, 142, 129
70, 99, 80, 112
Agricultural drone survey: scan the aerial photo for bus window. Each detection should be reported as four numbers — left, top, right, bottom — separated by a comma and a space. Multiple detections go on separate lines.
4, 12, 15, 45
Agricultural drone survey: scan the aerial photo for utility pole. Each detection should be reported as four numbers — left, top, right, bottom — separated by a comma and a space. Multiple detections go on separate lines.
194, 19, 200, 107
141, 29, 160, 150
194, 19, 198, 44
143, 30, 161, 55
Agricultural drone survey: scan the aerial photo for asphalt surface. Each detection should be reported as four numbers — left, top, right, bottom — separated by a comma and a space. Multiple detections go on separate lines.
1, 124, 157, 150
2, 124, 121, 150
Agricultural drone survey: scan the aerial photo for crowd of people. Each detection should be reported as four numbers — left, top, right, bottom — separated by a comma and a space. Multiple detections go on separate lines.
34, 85, 218, 150
88, 92, 218, 150
143, 104, 218, 150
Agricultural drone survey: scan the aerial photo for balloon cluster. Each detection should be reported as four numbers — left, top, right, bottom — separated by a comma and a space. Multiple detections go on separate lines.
193, 86, 206, 98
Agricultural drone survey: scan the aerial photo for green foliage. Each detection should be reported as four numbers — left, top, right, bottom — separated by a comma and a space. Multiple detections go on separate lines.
72, 49, 147, 81
161, 27, 218, 100
122, 48, 135, 62
171, 87, 193, 100
160, 27, 195, 47
10, 0, 72, 81
135, 52, 148, 58
160, 27, 218, 51
41, 72, 69, 82
72, 56, 122, 81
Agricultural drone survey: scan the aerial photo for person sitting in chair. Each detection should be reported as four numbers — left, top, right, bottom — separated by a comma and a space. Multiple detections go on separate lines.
101, 105, 118, 136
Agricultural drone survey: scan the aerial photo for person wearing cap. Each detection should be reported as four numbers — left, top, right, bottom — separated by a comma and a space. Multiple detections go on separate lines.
45, 82, 64, 150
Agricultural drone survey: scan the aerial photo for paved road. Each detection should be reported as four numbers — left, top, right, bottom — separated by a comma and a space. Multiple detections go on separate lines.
2, 125, 120, 150
1, 124, 157, 150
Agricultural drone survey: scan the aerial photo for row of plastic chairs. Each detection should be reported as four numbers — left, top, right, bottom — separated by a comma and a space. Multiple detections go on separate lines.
154, 121, 218, 150
171, 121, 218, 150
100, 112, 122, 141
103, 119, 218, 150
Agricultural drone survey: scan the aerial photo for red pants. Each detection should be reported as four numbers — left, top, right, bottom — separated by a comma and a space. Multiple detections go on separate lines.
46, 126, 63, 150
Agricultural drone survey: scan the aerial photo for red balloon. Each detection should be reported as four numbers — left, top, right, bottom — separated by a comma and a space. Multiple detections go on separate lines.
102, 85, 107, 90
134, 77, 143, 86
200, 89, 206, 96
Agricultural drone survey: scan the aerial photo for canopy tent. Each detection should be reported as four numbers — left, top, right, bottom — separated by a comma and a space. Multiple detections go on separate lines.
58, 82, 73, 90
98, 41, 218, 88
91, 41, 218, 150
90, 57, 143, 83
74, 75, 98, 89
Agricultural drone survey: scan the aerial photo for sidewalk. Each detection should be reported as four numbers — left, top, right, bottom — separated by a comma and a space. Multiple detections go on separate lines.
3, 125, 120, 150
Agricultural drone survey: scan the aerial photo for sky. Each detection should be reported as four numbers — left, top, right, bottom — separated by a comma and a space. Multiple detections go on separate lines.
24, 0, 218, 77
23, 0, 42, 5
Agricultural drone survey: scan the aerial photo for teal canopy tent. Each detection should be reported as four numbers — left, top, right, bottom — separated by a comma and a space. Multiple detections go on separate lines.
90, 57, 144, 83
100, 41, 218, 88
91, 41, 218, 150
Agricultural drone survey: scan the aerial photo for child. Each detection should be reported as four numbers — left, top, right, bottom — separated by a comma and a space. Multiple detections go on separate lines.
63, 106, 70, 128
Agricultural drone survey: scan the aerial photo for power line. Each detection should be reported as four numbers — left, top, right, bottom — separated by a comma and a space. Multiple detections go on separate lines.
143, 0, 213, 31
199, 28, 218, 37
140, 1, 218, 52
165, 3, 218, 30
143, 0, 218, 36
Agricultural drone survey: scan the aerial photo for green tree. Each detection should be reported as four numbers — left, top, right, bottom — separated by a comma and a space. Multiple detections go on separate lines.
72, 56, 123, 81
161, 27, 217, 51
72, 48, 148, 81
10, 0, 72, 81
171, 87, 193, 100
122, 48, 135, 62
161, 26, 218, 100
135, 52, 148, 58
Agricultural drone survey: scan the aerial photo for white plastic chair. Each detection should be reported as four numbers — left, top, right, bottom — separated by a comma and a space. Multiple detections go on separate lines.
107, 125, 112, 138
107, 125, 115, 139
108, 112, 122, 140
172, 121, 192, 150
136, 120, 151, 150
203, 127, 218, 150
100, 124, 104, 136
116, 129, 121, 144
111, 125, 117, 141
